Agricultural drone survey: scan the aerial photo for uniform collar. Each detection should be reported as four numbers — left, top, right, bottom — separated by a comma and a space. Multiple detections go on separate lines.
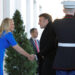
64, 15, 74, 18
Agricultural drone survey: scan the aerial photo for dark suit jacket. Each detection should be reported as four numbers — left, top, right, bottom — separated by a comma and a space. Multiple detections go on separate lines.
30, 38, 40, 55
39, 22, 57, 58
38, 22, 57, 75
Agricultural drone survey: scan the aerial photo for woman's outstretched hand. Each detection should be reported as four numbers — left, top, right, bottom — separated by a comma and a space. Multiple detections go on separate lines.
27, 54, 35, 61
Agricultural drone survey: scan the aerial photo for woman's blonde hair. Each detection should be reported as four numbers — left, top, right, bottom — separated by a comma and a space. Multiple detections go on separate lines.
0, 18, 13, 36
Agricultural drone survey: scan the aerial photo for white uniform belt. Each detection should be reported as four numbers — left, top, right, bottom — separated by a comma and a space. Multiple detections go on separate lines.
58, 43, 75, 47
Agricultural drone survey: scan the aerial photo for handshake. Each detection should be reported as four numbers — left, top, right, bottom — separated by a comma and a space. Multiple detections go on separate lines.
27, 54, 44, 61
27, 54, 38, 61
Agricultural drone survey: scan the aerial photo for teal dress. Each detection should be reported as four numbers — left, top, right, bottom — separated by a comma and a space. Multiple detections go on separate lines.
0, 31, 17, 75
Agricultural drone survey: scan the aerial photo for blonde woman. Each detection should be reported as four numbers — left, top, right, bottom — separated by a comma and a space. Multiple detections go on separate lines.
0, 18, 35, 75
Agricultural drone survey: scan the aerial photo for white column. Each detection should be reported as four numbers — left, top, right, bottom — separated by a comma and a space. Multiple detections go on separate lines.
33, 0, 39, 27
10, 0, 15, 18
0, 0, 3, 25
26, 0, 34, 38
21, 0, 26, 26
15, 0, 21, 12
3, 0, 10, 18
3, 1, 10, 74
33, 0, 43, 39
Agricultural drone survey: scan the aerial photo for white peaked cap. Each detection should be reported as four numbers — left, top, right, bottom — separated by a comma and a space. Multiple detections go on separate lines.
62, 1, 75, 8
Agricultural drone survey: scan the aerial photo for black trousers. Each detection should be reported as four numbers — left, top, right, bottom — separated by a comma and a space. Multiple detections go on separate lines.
39, 57, 56, 75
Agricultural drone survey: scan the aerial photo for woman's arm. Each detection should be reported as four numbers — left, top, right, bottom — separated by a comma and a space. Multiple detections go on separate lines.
13, 44, 35, 61
5, 32, 35, 61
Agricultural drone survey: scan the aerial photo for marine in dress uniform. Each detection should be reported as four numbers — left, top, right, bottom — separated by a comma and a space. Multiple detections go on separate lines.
53, 1, 75, 75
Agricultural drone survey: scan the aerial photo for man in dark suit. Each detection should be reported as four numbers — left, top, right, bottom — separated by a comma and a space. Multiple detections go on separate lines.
38, 13, 57, 75
30, 28, 40, 55
29, 28, 40, 74
53, 1, 75, 75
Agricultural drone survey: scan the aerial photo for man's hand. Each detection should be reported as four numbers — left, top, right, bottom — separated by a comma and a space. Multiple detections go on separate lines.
34, 54, 38, 60
42, 56, 44, 59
